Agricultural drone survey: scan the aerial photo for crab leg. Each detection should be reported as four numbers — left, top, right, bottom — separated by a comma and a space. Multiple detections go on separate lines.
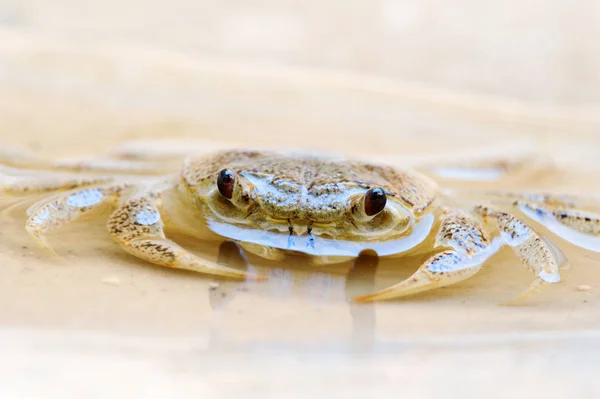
52, 158, 177, 175
2, 174, 114, 195
442, 189, 600, 251
51, 139, 238, 174
443, 188, 600, 216
108, 139, 237, 161
516, 200, 600, 236
0, 147, 46, 169
354, 209, 492, 302
415, 152, 550, 183
475, 205, 561, 281
107, 192, 263, 280
354, 206, 560, 302
480, 193, 600, 249
25, 184, 129, 256
0, 144, 179, 175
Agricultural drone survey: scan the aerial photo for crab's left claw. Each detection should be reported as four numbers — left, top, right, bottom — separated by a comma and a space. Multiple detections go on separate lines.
108, 194, 267, 281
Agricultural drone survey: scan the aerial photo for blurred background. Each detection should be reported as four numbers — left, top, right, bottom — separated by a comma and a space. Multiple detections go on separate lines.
1, 0, 599, 157
2, 0, 600, 102
1, 1, 600, 398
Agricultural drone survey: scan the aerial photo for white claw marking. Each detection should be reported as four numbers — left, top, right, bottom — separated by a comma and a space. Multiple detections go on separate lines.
32, 208, 50, 224
66, 188, 104, 207
539, 269, 561, 283
135, 208, 161, 225
425, 252, 464, 273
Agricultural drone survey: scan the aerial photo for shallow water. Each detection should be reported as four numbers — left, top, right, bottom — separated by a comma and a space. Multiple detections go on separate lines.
1, 30, 600, 398
1, 164, 598, 342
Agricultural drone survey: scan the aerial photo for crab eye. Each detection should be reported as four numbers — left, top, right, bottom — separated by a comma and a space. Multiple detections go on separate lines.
364, 188, 387, 216
217, 169, 236, 199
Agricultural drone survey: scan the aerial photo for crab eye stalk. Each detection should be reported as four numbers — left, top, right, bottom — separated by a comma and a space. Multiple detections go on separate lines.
364, 188, 387, 216
350, 187, 388, 223
217, 169, 236, 199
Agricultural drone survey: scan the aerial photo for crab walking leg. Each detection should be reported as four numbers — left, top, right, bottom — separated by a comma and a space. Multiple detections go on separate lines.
2, 174, 114, 195
516, 200, 600, 236
355, 209, 493, 302
108, 139, 238, 161
440, 189, 590, 210
416, 152, 551, 182
25, 185, 127, 256
107, 193, 263, 280
442, 189, 600, 251
52, 158, 177, 175
475, 205, 561, 283
0, 147, 47, 169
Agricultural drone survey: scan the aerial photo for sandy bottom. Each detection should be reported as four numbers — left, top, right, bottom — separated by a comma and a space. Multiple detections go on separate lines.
1, 34, 600, 398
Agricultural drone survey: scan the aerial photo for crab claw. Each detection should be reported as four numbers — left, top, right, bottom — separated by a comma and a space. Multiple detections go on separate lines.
353, 250, 481, 302
353, 269, 438, 302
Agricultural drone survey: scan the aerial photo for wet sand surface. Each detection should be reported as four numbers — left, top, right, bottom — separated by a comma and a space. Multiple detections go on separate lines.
1, 4, 600, 398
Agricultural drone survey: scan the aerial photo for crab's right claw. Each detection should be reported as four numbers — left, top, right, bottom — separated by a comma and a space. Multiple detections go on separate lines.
355, 206, 562, 303
356, 209, 491, 302
354, 250, 481, 302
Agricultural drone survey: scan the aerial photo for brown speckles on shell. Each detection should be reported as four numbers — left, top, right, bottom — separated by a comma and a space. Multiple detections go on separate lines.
183, 150, 438, 221
182, 150, 265, 188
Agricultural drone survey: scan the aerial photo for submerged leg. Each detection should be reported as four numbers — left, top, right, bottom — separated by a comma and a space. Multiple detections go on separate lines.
52, 158, 177, 175
516, 200, 600, 236
0, 143, 192, 175
0, 147, 46, 169
475, 205, 561, 279
442, 188, 600, 252
475, 205, 562, 302
2, 174, 114, 195
419, 152, 550, 183
25, 184, 128, 256
514, 199, 600, 254
107, 193, 263, 280
109, 139, 237, 161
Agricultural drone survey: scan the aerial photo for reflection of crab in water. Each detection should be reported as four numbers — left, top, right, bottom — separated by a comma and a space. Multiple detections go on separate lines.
3, 142, 599, 302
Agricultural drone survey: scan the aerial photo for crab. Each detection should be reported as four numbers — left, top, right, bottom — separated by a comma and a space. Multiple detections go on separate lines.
2, 142, 599, 302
